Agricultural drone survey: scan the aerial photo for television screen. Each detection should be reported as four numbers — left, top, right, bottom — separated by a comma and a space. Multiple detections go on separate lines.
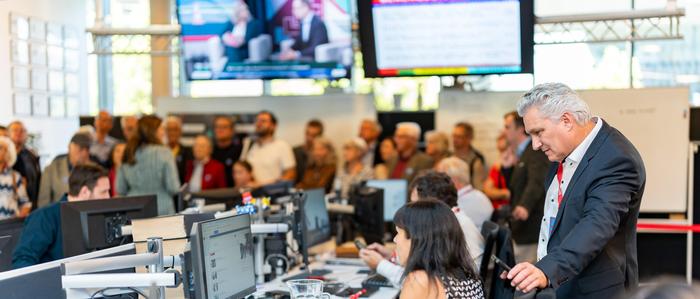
358, 0, 534, 77
177, 0, 353, 80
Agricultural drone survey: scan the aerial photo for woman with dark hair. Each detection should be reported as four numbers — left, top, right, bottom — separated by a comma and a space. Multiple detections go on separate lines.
233, 160, 257, 189
394, 200, 484, 299
116, 115, 180, 215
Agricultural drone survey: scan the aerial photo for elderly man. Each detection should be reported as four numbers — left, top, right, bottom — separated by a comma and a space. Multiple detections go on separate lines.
90, 111, 118, 168
8, 121, 41, 209
385, 122, 432, 183
503, 83, 646, 299
436, 157, 493, 230
38, 133, 93, 208
359, 119, 383, 167
165, 116, 193, 185
185, 135, 227, 192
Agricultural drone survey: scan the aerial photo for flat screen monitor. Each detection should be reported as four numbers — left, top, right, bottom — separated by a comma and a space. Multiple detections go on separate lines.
301, 188, 331, 248
0, 217, 25, 272
352, 186, 384, 244
60, 195, 158, 258
189, 187, 244, 209
191, 214, 256, 299
358, 0, 534, 77
365, 180, 407, 221
177, 0, 353, 80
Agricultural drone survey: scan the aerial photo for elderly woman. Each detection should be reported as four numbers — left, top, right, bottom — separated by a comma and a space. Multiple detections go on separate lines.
0, 136, 31, 219
335, 138, 375, 198
425, 130, 451, 168
296, 137, 337, 193
185, 135, 227, 192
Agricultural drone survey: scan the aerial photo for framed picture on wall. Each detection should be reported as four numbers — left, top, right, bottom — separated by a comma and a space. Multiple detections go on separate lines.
32, 94, 49, 117
64, 49, 80, 71
12, 67, 30, 89
29, 18, 46, 41
13, 93, 32, 116
10, 14, 30, 40
48, 71, 65, 93
50, 96, 66, 117
31, 69, 48, 91
46, 23, 63, 45
63, 26, 80, 49
47, 45, 64, 70
66, 97, 79, 117
30, 44, 47, 65
65, 73, 79, 95
11, 40, 30, 65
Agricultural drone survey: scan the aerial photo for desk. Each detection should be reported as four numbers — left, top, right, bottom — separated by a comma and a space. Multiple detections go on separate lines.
254, 259, 399, 299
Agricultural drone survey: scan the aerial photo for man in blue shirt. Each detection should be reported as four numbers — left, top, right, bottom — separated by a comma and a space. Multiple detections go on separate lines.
12, 163, 111, 268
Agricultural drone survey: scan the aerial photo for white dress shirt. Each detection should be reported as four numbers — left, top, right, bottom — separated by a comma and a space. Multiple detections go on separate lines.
301, 13, 314, 42
189, 161, 204, 193
537, 117, 603, 261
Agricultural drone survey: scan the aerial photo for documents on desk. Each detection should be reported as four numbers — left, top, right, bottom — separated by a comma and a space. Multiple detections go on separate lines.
256, 259, 399, 299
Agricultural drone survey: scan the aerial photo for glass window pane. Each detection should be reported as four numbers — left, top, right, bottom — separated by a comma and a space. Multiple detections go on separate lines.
189, 80, 263, 97
112, 55, 152, 114
535, 43, 631, 89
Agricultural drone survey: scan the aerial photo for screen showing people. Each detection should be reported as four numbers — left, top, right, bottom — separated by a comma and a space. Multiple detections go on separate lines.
178, 0, 352, 80
200, 215, 256, 298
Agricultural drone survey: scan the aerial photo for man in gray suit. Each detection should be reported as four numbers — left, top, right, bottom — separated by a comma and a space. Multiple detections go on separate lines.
504, 83, 646, 298
38, 133, 92, 208
384, 122, 432, 184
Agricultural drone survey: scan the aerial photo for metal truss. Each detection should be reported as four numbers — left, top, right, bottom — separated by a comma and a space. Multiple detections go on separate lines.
87, 25, 181, 56
535, 8, 686, 44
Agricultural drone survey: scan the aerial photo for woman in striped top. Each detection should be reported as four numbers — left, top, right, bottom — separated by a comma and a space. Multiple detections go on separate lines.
0, 136, 31, 219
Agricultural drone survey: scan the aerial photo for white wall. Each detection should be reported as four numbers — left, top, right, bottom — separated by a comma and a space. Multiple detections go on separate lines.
0, 0, 88, 163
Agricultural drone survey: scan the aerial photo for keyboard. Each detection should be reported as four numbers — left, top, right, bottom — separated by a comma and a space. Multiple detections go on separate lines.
281, 269, 332, 282
361, 273, 393, 289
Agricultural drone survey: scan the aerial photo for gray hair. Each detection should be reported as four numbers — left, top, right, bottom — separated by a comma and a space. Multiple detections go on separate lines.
165, 116, 183, 128
396, 122, 421, 140
516, 83, 592, 125
0, 136, 18, 167
435, 157, 470, 186
362, 119, 383, 133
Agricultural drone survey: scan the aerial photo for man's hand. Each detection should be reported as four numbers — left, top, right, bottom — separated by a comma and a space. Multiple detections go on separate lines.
366, 243, 392, 259
359, 248, 385, 270
500, 262, 548, 293
512, 205, 530, 221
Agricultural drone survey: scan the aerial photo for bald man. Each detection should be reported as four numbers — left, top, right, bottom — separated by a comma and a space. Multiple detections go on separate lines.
91, 111, 118, 167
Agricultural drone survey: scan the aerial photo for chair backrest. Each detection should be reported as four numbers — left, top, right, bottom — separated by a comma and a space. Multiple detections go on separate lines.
489, 226, 516, 299
479, 220, 500, 280
248, 34, 272, 63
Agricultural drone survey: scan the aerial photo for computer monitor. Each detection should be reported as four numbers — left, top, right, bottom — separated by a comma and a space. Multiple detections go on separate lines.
60, 195, 158, 258
250, 180, 295, 201
300, 188, 331, 249
189, 187, 244, 209
0, 217, 26, 272
365, 180, 407, 221
352, 186, 385, 245
190, 214, 255, 299
0, 244, 135, 299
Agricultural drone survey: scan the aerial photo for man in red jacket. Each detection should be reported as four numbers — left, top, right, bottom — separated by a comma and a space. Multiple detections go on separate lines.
185, 135, 227, 191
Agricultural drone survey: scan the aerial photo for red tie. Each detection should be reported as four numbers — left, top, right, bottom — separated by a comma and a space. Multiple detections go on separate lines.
556, 162, 564, 205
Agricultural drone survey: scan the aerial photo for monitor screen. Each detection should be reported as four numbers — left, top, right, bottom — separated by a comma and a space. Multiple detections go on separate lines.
366, 179, 407, 221
358, 0, 534, 77
302, 188, 331, 248
177, 0, 353, 80
197, 214, 256, 299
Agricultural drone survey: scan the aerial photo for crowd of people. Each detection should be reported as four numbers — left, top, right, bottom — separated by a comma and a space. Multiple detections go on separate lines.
0, 82, 654, 299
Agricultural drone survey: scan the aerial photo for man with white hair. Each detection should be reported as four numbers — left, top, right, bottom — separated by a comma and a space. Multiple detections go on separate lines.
503, 83, 646, 299
91, 110, 117, 167
436, 157, 493, 230
384, 122, 432, 183
8, 121, 41, 209
120, 115, 138, 141
358, 119, 383, 167
165, 116, 193, 186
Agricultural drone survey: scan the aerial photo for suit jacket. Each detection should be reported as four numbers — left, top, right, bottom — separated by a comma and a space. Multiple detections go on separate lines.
535, 121, 646, 298
174, 144, 193, 188
508, 140, 549, 244
13, 148, 41, 210
292, 15, 329, 59
221, 20, 264, 62
38, 155, 70, 208
384, 151, 433, 184
185, 159, 228, 191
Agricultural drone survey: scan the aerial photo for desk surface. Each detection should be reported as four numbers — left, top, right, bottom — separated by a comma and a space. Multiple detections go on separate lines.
254, 259, 399, 299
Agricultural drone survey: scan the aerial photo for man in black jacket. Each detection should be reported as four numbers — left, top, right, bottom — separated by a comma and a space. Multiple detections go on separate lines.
503, 111, 549, 264
280, 0, 329, 61
8, 121, 41, 210
504, 83, 646, 298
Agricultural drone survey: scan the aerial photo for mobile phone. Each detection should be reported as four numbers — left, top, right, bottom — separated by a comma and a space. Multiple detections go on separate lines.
354, 240, 367, 250
491, 255, 512, 272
